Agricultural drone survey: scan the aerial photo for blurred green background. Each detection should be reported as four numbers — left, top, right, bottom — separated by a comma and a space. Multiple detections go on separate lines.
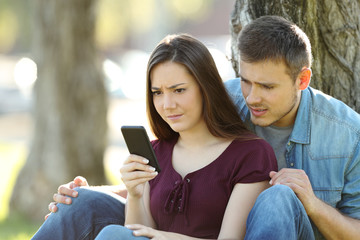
0, 0, 235, 238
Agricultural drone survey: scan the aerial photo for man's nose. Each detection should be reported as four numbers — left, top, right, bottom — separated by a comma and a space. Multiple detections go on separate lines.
246, 87, 261, 105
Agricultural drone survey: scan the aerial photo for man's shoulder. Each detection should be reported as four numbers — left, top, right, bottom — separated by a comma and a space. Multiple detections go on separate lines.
224, 78, 241, 94
308, 87, 360, 132
224, 78, 249, 121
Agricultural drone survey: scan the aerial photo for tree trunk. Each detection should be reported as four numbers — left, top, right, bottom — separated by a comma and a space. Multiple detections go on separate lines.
11, 0, 108, 221
230, 0, 360, 112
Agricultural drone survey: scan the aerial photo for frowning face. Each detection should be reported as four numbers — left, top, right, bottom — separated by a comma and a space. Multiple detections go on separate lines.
240, 60, 302, 127
150, 61, 205, 134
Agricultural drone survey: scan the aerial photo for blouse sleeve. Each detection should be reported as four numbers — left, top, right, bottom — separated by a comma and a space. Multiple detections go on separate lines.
230, 138, 278, 185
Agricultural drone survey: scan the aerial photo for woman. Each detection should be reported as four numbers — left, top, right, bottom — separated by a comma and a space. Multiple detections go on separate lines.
95, 34, 277, 240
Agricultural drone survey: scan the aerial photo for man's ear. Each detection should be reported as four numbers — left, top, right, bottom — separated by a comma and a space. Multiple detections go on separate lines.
298, 68, 312, 90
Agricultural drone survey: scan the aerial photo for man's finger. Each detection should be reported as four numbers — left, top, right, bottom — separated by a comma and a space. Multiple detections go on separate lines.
73, 176, 89, 187
53, 193, 72, 204
44, 213, 51, 220
58, 185, 78, 197
48, 202, 58, 212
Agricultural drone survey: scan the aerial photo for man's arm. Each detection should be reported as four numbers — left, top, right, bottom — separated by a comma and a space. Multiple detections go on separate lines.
308, 197, 360, 239
45, 176, 127, 220
270, 169, 360, 239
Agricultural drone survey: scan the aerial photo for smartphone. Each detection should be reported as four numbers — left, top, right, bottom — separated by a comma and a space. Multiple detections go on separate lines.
121, 125, 161, 172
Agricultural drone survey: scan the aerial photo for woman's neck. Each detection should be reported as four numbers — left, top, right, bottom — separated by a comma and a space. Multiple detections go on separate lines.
177, 126, 225, 150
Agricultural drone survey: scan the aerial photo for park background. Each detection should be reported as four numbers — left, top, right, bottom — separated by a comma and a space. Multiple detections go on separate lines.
0, 0, 359, 239
0, 0, 235, 239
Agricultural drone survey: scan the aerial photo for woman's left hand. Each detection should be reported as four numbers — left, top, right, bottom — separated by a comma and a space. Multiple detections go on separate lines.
126, 224, 176, 240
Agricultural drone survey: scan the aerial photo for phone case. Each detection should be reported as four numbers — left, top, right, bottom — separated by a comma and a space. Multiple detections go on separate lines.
121, 126, 161, 172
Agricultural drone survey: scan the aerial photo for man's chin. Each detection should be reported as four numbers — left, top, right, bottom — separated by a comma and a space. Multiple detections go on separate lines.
250, 116, 272, 127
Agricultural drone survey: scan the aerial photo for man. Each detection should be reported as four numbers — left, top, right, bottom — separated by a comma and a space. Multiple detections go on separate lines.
226, 15, 360, 239
32, 16, 360, 240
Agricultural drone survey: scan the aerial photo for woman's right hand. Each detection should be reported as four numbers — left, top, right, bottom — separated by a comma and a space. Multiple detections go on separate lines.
120, 154, 158, 198
45, 176, 89, 220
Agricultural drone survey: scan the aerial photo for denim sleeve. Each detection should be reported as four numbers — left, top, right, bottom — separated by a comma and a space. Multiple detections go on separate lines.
338, 138, 360, 220
224, 78, 248, 121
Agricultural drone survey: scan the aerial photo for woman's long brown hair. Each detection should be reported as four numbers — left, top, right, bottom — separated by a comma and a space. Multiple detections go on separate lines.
146, 34, 254, 141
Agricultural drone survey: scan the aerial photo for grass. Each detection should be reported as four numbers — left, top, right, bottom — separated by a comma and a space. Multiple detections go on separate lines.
0, 141, 124, 240
0, 142, 40, 239
0, 213, 41, 240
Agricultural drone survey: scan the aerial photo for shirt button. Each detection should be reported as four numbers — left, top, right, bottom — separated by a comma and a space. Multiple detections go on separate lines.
290, 163, 294, 167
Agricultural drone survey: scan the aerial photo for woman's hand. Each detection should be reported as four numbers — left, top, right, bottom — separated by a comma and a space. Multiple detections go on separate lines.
120, 154, 158, 198
45, 176, 89, 220
126, 224, 178, 240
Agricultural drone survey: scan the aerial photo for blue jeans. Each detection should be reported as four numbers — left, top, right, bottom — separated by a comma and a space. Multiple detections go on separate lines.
31, 187, 126, 240
245, 185, 315, 240
95, 225, 149, 240
32, 185, 316, 239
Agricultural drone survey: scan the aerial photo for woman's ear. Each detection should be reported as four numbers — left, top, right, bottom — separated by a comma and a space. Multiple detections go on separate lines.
298, 68, 312, 90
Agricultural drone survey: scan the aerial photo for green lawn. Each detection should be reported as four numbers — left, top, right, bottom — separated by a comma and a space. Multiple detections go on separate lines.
0, 142, 123, 239
0, 142, 40, 239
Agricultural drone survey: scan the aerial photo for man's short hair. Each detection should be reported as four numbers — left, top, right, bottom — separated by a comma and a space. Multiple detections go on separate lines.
238, 15, 312, 81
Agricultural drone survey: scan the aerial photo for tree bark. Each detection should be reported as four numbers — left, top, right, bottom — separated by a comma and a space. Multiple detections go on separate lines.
11, 0, 108, 221
230, 0, 360, 112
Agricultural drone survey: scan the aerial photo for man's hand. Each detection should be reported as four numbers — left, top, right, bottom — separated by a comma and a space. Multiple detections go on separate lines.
44, 176, 89, 220
269, 168, 318, 214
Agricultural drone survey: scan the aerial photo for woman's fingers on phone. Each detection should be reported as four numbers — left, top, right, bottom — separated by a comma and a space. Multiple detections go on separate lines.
123, 176, 157, 190
121, 157, 155, 174
121, 169, 158, 186
123, 154, 150, 165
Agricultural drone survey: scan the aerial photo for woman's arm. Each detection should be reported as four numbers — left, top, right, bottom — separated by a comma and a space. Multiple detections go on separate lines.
126, 181, 269, 240
121, 154, 158, 228
125, 182, 156, 228
218, 181, 270, 240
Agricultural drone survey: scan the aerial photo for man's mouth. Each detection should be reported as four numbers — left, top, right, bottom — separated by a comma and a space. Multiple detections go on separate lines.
249, 107, 267, 117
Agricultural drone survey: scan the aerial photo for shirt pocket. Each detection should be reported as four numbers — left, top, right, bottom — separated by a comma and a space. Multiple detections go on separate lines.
313, 187, 342, 208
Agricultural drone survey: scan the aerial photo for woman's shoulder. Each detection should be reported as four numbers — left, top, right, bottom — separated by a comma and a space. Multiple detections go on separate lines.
231, 137, 276, 161
233, 134, 273, 150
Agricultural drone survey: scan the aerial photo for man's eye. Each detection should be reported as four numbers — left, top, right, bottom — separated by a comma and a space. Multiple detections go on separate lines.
262, 85, 273, 90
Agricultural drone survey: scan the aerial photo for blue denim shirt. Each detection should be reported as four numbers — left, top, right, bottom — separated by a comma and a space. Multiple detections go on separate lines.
225, 78, 360, 237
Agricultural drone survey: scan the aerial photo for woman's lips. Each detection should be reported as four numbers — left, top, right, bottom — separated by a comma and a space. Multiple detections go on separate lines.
167, 114, 182, 121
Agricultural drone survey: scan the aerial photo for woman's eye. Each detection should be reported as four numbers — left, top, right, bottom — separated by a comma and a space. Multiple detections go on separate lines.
152, 91, 162, 96
175, 88, 185, 93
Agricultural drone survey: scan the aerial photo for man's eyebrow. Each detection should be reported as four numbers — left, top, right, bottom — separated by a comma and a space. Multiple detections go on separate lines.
239, 75, 277, 86
151, 83, 186, 90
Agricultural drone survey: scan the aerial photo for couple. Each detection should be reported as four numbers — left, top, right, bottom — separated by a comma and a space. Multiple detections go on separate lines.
32, 16, 360, 239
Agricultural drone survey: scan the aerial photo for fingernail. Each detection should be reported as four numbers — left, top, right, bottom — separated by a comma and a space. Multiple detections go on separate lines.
51, 205, 56, 212
72, 192, 78, 197
152, 171, 158, 176
143, 159, 149, 164
65, 198, 71, 204
269, 179, 272, 185
148, 166, 155, 171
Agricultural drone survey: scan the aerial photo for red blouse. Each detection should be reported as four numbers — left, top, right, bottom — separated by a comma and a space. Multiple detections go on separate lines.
149, 137, 277, 239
